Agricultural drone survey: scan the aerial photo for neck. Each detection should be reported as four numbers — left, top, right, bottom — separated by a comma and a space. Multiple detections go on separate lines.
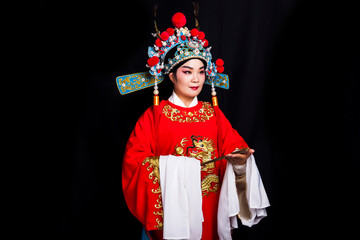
170, 91, 197, 108
180, 96, 195, 108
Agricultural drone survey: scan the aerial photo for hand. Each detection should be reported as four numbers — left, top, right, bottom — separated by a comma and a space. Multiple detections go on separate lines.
225, 149, 255, 166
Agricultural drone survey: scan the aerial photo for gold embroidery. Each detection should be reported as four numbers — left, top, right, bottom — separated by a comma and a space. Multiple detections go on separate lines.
155, 218, 163, 229
174, 137, 188, 156
154, 198, 163, 229
142, 156, 163, 229
162, 102, 214, 123
154, 198, 162, 209
151, 188, 161, 194
154, 197, 163, 229
188, 137, 216, 172
142, 156, 160, 184
173, 136, 220, 196
201, 174, 220, 196
153, 196, 163, 216
189, 137, 215, 160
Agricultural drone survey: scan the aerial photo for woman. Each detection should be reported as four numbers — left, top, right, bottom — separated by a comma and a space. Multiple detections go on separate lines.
118, 12, 269, 240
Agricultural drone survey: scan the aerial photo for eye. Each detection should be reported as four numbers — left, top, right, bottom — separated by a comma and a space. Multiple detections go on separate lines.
183, 71, 192, 74
199, 70, 205, 75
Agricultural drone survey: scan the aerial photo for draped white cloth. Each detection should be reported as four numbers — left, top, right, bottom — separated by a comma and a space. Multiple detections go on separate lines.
242, 155, 270, 226
159, 154, 270, 240
159, 155, 203, 240
217, 161, 241, 240
217, 155, 270, 240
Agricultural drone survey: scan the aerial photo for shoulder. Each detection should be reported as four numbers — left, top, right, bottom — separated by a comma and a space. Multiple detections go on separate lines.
138, 100, 169, 121
199, 101, 213, 107
201, 101, 231, 123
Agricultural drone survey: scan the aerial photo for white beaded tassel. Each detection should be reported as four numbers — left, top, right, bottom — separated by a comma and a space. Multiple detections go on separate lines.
211, 80, 216, 96
153, 77, 159, 95
153, 76, 159, 105
211, 77, 218, 106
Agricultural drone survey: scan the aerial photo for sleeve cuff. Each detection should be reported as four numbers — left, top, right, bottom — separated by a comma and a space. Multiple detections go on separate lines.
232, 163, 246, 175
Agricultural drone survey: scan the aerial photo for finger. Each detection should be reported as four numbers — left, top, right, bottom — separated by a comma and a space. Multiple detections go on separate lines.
227, 157, 247, 165
226, 154, 247, 164
229, 153, 248, 159
242, 149, 254, 159
225, 155, 239, 164
226, 154, 243, 160
225, 154, 235, 161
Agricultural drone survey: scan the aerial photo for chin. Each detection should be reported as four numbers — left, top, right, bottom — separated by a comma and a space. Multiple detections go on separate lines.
188, 92, 200, 98
194, 89, 202, 96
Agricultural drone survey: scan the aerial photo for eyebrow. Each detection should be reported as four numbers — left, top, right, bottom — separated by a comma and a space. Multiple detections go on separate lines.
180, 65, 205, 70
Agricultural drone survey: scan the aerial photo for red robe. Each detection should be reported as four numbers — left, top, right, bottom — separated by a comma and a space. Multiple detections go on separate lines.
122, 100, 248, 240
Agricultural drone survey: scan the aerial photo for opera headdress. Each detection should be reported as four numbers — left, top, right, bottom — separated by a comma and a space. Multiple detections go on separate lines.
116, 12, 228, 106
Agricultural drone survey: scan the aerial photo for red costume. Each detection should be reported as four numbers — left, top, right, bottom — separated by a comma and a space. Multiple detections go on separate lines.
122, 100, 248, 239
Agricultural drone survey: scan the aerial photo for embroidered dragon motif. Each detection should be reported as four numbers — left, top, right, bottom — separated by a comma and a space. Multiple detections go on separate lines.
174, 135, 220, 196
187, 135, 216, 171
201, 174, 220, 196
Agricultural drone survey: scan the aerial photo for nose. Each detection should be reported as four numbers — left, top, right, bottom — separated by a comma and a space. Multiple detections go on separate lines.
192, 73, 200, 83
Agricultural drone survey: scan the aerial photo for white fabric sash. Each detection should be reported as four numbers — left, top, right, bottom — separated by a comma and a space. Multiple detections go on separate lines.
160, 154, 270, 240
159, 155, 203, 240
217, 155, 270, 240
242, 155, 270, 226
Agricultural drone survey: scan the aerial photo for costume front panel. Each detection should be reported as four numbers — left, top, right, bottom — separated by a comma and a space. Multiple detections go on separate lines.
159, 101, 221, 191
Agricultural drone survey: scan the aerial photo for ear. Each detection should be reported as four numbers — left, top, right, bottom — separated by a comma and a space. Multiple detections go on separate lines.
169, 72, 176, 84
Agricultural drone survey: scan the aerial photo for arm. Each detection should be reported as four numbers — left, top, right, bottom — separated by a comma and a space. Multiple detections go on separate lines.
215, 108, 253, 220
122, 107, 163, 231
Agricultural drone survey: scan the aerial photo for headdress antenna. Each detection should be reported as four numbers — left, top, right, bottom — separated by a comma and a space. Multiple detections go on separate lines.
153, 4, 161, 38
192, 1, 200, 30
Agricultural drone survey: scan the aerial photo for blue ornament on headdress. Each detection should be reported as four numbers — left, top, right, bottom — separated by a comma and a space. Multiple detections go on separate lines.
116, 12, 229, 97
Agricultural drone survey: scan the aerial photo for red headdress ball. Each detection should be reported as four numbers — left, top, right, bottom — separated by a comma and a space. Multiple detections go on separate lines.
197, 31, 205, 40
215, 59, 224, 67
202, 39, 209, 47
160, 31, 170, 41
190, 28, 199, 37
215, 58, 225, 73
171, 12, 187, 28
166, 28, 175, 36
155, 38, 162, 47
147, 56, 159, 67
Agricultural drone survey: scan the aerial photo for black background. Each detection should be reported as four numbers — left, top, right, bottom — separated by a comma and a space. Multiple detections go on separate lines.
15, 0, 359, 239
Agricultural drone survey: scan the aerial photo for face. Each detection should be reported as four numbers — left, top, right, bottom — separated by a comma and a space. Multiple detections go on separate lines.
169, 59, 206, 106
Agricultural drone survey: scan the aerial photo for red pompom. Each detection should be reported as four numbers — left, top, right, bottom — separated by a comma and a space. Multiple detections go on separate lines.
155, 38, 162, 48
171, 12, 187, 28
190, 28, 199, 37
215, 58, 224, 66
160, 31, 170, 41
216, 66, 224, 73
166, 28, 175, 36
180, 35, 187, 41
147, 56, 159, 67
197, 31, 205, 40
202, 39, 209, 47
